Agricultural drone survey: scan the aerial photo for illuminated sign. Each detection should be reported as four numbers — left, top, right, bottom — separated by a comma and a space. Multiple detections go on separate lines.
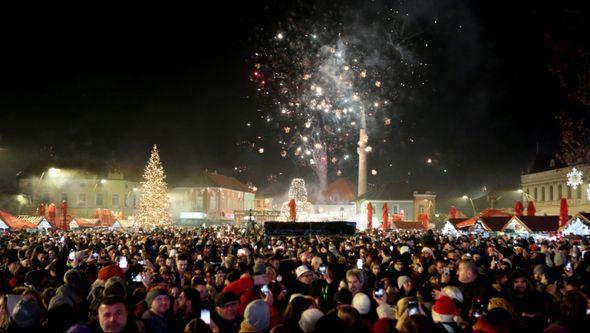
180, 212, 207, 219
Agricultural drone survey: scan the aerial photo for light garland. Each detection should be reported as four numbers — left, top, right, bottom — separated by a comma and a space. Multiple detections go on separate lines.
288, 178, 308, 202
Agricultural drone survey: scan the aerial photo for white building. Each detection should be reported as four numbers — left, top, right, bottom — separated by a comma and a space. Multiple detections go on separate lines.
520, 156, 590, 215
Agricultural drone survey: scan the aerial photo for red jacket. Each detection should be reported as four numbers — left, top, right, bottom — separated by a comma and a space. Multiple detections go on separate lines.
223, 276, 281, 329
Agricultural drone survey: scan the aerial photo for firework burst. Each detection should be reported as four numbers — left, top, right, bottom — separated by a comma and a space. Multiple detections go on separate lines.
246, 1, 428, 188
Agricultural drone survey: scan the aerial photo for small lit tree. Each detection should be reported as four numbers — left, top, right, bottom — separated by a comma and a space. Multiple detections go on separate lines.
137, 144, 171, 227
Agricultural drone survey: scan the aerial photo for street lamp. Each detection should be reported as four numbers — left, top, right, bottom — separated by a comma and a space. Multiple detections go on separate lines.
517, 189, 535, 203
462, 195, 476, 216
16, 194, 29, 215
48, 167, 59, 177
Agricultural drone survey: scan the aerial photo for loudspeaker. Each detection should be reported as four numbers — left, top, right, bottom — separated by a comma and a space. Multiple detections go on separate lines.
263, 221, 357, 236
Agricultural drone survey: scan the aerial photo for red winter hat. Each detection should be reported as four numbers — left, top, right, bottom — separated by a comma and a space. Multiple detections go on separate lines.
431, 295, 457, 323
98, 264, 124, 281
373, 318, 396, 333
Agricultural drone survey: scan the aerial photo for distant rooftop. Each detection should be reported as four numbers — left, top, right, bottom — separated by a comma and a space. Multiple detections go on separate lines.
524, 154, 566, 174
176, 170, 254, 193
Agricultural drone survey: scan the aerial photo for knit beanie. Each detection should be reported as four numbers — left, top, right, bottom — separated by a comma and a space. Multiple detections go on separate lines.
298, 308, 324, 333
48, 295, 74, 311
373, 318, 396, 333
98, 264, 125, 281
145, 288, 169, 308
397, 275, 411, 289
243, 299, 270, 332
431, 295, 457, 323
352, 292, 371, 315
11, 300, 42, 328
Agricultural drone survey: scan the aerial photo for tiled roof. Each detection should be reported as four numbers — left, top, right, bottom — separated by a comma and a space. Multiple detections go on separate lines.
70, 218, 100, 228
393, 221, 425, 230
448, 218, 469, 226
179, 171, 253, 193
205, 171, 253, 193
317, 178, 356, 204
0, 211, 37, 230
15, 215, 45, 224
479, 216, 512, 231
524, 154, 567, 174
579, 212, 590, 222
456, 209, 511, 229
515, 216, 560, 232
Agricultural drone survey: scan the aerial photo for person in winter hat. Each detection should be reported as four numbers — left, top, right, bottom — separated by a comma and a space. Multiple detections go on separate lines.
352, 292, 371, 315
442, 286, 464, 304
432, 295, 458, 323
431, 295, 463, 333
10, 299, 43, 330
373, 318, 396, 333
298, 308, 324, 333
240, 299, 270, 332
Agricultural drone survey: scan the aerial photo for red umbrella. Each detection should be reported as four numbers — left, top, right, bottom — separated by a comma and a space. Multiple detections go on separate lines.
47, 203, 56, 225
450, 206, 457, 219
367, 202, 373, 229
527, 201, 536, 216
38, 203, 46, 217
514, 201, 524, 216
60, 200, 68, 231
419, 213, 429, 229
102, 209, 110, 224
288, 199, 296, 222
559, 198, 568, 227
382, 203, 389, 230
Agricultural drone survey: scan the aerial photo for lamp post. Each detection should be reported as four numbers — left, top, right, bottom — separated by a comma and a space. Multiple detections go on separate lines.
517, 189, 535, 203
462, 195, 476, 217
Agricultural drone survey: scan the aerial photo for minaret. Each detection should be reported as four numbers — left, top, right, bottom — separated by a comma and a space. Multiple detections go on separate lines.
357, 111, 368, 196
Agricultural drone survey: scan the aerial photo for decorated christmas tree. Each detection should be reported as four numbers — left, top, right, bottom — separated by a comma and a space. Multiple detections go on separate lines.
137, 144, 171, 227
280, 178, 314, 221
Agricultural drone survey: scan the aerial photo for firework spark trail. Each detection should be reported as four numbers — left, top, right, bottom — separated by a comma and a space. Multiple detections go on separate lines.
246, 1, 427, 188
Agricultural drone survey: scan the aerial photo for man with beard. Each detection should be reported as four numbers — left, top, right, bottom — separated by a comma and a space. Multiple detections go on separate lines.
174, 287, 202, 333
504, 270, 548, 332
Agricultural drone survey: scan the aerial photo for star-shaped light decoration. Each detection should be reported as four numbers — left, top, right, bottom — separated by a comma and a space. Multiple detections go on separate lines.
566, 167, 584, 190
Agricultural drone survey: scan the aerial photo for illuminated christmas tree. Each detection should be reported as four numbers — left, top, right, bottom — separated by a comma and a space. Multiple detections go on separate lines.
137, 145, 171, 227
288, 178, 308, 202
280, 178, 314, 221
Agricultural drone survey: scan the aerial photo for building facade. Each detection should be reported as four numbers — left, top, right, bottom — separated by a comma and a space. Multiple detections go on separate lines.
18, 170, 140, 219
520, 161, 590, 215
354, 182, 436, 222
170, 171, 255, 223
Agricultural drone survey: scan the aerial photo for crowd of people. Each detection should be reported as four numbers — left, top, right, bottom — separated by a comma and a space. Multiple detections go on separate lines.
0, 224, 589, 333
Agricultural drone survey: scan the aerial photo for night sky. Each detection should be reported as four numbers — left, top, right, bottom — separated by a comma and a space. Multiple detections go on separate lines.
0, 1, 586, 199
